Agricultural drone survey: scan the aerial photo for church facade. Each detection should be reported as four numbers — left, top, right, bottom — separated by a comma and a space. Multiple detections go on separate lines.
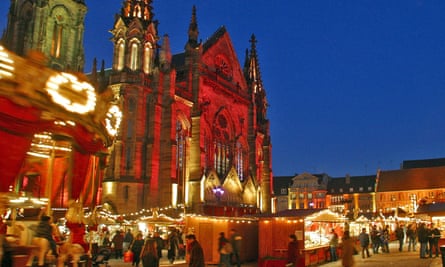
2, 0, 274, 216
101, 0, 273, 215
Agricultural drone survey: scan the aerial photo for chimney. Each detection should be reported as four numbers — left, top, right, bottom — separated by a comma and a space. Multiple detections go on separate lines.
345, 174, 350, 184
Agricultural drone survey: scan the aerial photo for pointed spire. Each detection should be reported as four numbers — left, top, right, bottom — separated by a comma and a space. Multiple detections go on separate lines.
246, 34, 263, 93
186, 5, 200, 49
159, 34, 172, 71
121, 0, 154, 23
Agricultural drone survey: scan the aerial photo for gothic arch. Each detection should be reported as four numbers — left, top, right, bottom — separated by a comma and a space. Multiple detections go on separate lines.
212, 107, 235, 179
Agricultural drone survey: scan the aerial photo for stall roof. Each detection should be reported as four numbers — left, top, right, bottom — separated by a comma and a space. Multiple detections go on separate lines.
417, 202, 445, 216
257, 209, 347, 222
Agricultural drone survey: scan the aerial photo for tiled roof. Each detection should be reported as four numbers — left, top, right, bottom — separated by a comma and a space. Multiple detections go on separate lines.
273, 176, 293, 196
327, 175, 376, 194
402, 157, 445, 169
377, 166, 445, 192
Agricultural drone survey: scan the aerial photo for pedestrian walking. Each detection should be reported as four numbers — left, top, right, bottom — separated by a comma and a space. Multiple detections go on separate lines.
230, 229, 242, 267
218, 232, 232, 267
123, 229, 134, 252
131, 233, 145, 267
358, 228, 371, 258
395, 223, 405, 252
111, 230, 124, 259
429, 224, 440, 258
141, 239, 159, 267
186, 234, 204, 267
329, 229, 338, 261
286, 234, 299, 267
407, 223, 417, 252
417, 223, 429, 258
340, 231, 355, 267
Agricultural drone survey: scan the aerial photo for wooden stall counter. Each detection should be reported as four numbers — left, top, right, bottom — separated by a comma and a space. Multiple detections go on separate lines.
301, 245, 330, 267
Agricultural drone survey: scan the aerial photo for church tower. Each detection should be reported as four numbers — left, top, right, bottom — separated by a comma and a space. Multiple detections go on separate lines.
2, 0, 87, 71
103, 0, 165, 211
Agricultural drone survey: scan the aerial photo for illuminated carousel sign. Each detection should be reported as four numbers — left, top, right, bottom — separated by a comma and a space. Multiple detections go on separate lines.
0, 45, 121, 147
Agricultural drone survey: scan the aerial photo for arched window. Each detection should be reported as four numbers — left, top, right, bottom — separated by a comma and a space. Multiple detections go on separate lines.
143, 43, 153, 74
213, 114, 231, 178
115, 39, 125, 71
176, 120, 186, 180
236, 141, 245, 181
130, 41, 139, 70
50, 24, 63, 58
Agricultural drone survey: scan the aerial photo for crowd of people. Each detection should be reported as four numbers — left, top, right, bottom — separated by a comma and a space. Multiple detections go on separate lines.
321, 221, 443, 267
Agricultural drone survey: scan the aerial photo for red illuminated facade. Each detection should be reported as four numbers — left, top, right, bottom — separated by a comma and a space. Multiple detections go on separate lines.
102, 0, 273, 215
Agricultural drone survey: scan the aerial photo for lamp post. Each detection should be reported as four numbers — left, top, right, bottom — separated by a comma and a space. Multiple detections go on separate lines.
212, 186, 224, 203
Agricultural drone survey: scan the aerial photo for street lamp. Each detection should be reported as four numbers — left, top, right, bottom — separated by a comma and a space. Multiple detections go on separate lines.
212, 186, 225, 203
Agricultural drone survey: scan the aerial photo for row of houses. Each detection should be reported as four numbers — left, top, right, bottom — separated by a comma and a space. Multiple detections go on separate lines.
273, 157, 445, 219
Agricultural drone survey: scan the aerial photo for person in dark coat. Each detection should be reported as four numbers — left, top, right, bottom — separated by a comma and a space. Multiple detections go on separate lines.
111, 230, 124, 259
35, 215, 58, 257
287, 234, 299, 267
429, 224, 441, 258
417, 223, 429, 258
186, 234, 204, 267
229, 229, 242, 267
141, 239, 159, 267
358, 228, 370, 258
131, 233, 145, 267
218, 232, 231, 267
167, 230, 179, 263
395, 224, 405, 252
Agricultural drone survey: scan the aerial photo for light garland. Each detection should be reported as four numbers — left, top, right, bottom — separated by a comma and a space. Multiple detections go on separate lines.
45, 72, 96, 114
0, 45, 14, 79
105, 105, 122, 136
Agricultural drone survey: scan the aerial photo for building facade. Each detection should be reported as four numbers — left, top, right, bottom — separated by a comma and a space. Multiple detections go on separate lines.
101, 0, 273, 215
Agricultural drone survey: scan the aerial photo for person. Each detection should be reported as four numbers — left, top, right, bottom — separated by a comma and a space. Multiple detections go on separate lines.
429, 224, 440, 258
229, 229, 242, 267
131, 233, 145, 267
123, 229, 134, 252
286, 234, 299, 267
111, 230, 124, 259
395, 223, 405, 252
358, 228, 370, 258
329, 229, 338, 261
141, 239, 159, 267
167, 230, 179, 264
381, 226, 390, 253
371, 225, 381, 254
153, 232, 164, 259
101, 231, 111, 248
340, 231, 355, 267
218, 232, 231, 267
35, 215, 58, 257
407, 223, 417, 252
417, 222, 429, 258
186, 234, 204, 267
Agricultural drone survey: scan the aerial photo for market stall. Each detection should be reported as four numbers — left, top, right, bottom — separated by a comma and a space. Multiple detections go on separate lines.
258, 209, 347, 267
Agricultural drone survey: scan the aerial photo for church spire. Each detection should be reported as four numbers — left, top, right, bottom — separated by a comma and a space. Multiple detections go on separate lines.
245, 34, 268, 123
185, 5, 200, 49
245, 34, 264, 94
121, 0, 154, 23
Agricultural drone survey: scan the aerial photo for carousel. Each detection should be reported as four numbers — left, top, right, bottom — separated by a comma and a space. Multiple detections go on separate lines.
0, 45, 121, 266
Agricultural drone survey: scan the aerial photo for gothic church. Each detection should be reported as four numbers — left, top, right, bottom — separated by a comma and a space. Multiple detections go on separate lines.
2, 0, 273, 216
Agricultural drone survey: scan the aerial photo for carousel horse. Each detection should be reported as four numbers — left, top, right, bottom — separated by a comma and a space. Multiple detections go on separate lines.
57, 241, 85, 267
25, 237, 55, 267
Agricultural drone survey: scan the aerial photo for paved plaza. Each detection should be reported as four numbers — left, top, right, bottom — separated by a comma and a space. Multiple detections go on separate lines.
95, 241, 445, 267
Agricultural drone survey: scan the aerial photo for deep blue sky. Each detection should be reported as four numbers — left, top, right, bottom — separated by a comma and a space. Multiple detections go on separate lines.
1, 1, 445, 177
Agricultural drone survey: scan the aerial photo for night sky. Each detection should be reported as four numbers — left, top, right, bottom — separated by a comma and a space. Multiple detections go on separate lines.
1, 1, 445, 177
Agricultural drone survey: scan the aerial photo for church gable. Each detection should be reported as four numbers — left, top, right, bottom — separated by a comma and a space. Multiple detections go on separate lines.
242, 174, 257, 205
202, 27, 247, 89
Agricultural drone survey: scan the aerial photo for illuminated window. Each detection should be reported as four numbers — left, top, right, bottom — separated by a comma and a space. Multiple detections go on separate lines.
115, 39, 125, 71
176, 120, 186, 179
130, 41, 139, 70
51, 24, 63, 58
235, 141, 246, 181
213, 114, 231, 178
143, 43, 153, 74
